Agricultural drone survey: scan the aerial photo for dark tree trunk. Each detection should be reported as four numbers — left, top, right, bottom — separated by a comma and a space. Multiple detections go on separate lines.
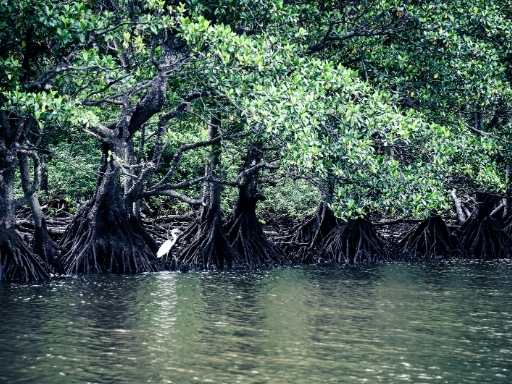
60, 69, 171, 275
399, 215, 458, 261
320, 218, 385, 265
60, 141, 158, 274
288, 178, 338, 262
0, 117, 49, 282
18, 153, 61, 273
292, 202, 338, 248
177, 119, 237, 270
225, 144, 283, 268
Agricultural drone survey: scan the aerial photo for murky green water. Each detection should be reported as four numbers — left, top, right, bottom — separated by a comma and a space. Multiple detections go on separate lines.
1, 263, 512, 384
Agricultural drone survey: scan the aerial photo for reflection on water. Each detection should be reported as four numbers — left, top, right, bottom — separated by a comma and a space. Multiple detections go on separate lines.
1, 263, 512, 383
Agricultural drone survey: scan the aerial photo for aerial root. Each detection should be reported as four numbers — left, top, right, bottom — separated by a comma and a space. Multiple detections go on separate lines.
60, 208, 158, 274
399, 216, 458, 261
320, 218, 386, 264
286, 203, 338, 263
226, 209, 283, 268
177, 211, 236, 270
0, 229, 50, 283
459, 215, 510, 260
33, 223, 63, 274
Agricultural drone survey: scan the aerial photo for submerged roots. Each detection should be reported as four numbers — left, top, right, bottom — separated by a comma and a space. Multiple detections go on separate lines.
320, 219, 385, 264
400, 216, 458, 261
0, 229, 50, 283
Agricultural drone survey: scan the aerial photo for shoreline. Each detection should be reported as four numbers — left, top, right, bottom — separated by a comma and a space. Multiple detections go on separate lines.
13, 209, 509, 277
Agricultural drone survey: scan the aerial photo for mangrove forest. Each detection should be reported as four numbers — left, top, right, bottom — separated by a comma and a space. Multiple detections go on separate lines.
2, 0, 512, 283
3, 2, 512, 384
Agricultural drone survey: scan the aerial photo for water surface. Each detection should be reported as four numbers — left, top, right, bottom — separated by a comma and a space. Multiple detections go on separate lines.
1, 263, 512, 383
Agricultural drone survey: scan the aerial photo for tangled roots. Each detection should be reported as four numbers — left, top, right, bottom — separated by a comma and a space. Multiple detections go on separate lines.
289, 203, 338, 262
177, 211, 236, 270
459, 215, 510, 260
399, 216, 458, 261
320, 219, 386, 265
0, 229, 50, 283
34, 224, 62, 274
60, 208, 158, 275
226, 209, 283, 268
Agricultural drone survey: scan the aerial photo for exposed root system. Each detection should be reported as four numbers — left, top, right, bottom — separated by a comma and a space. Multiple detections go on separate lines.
288, 203, 338, 262
320, 218, 385, 264
176, 209, 236, 270
459, 193, 510, 260
459, 215, 510, 260
33, 221, 62, 273
60, 205, 158, 275
399, 216, 458, 261
0, 229, 50, 283
226, 208, 283, 268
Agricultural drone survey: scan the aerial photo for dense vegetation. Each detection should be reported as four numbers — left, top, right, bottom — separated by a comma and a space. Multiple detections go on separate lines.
1, 0, 512, 282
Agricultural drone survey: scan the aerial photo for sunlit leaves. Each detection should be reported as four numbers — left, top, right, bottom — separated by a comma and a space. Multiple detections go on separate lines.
3, 0, 510, 220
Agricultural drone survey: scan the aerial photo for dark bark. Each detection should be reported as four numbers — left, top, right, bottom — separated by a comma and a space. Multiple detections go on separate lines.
0, 115, 49, 282
60, 146, 159, 274
285, 178, 339, 263
0, 229, 50, 283
399, 216, 458, 261
320, 218, 386, 264
292, 202, 338, 249
288, 178, 339, 262
459, 192, 511, 260
177, 205, 236, 270
177, 118, 237, 270
225, 144, 283, 268
60, 70, 170, 274
18, 153, 61, 273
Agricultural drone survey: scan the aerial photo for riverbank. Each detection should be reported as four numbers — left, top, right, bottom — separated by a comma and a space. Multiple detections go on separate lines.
14, 207, 471, 268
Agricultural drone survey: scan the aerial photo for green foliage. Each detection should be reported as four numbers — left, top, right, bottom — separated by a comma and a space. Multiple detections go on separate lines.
3, 0, 512, 221
259, 179, 320, 219
46, 138, 100, 202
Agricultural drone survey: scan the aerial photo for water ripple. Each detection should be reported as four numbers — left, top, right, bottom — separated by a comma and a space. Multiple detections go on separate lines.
1, 263, 512, 383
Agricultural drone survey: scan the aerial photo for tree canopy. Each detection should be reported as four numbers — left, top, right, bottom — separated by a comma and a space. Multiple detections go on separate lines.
2, 0, 512, 281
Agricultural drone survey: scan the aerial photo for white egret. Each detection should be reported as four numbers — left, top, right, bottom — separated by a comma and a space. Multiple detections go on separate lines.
157, 228, 182, 258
